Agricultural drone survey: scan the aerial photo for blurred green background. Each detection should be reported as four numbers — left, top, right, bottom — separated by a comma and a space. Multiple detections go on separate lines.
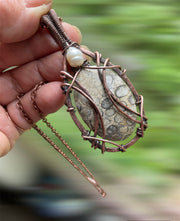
51, 0, 180, 192
1, 0, 180, 220
51, 0, 180, 169
32, 0, 180, 218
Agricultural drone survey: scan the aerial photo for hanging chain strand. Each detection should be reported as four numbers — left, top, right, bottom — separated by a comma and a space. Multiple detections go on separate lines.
17, 83, 106, 197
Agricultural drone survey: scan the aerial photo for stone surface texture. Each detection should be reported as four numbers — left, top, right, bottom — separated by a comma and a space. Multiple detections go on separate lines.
73, 68, 137, 141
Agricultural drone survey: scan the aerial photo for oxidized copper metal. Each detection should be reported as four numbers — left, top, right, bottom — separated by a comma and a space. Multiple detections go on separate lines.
17, 9, 148, 197
40, 9, 147, 153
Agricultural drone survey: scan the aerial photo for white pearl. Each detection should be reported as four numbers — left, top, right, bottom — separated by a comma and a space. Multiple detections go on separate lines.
66, 47, 85, 67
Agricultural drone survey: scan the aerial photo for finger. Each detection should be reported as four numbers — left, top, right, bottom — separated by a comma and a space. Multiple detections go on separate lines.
0, 23, 82, 71
0, 130, 11, 157
0, 51, 65, 106
7, 81, 65, 130
0, 105, 20, 157
0, 0, 52, 43
0, 81, 65, 157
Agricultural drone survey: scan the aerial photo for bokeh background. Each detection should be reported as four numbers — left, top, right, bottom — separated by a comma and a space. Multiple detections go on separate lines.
0, 0, 180, 220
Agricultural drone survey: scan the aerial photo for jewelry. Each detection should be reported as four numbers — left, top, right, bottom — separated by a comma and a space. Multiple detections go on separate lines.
18, 9, 148, 197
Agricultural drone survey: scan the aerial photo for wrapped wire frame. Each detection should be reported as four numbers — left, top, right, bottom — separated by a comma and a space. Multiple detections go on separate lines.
62, 49, 148, 153
17, 9, 148, 196
41, 9, 147, 153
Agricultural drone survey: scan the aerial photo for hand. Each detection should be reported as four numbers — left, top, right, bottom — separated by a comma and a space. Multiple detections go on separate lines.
0, 0, 82, 157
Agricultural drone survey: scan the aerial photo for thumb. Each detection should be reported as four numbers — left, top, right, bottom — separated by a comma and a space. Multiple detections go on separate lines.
0, 0, 52, 43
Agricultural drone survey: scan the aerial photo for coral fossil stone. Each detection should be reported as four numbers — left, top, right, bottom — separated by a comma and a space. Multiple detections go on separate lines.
74, 68, 137, 141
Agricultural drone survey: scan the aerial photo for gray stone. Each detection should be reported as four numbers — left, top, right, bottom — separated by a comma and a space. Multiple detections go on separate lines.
73, 67, 137, 141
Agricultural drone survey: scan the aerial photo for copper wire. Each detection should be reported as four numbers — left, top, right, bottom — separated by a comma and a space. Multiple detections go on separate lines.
63, 48, 148, 152
16, 9, 148, 197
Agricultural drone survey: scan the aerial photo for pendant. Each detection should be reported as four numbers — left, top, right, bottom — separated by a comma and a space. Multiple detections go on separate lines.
40, 9, 148, 153
18, 9, 148, 197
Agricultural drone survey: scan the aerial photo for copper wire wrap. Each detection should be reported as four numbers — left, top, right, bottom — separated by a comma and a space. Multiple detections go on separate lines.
61, 49, 148, 153
16, 9, 148, 197
40, 9, 148, 154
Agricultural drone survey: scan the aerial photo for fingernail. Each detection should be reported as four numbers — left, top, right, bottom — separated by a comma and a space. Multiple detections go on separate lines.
73, 25, 82, 44
24, 0, 52, 8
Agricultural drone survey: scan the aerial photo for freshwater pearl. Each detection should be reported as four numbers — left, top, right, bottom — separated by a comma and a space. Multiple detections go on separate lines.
74, 68, 137, 141
66, 47, 85, 67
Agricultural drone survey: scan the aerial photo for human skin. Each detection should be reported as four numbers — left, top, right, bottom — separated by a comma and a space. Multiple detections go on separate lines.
0, 0, 82, 156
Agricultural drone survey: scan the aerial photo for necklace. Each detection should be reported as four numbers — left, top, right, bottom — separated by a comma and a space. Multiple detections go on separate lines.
17, 9, 148, 197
